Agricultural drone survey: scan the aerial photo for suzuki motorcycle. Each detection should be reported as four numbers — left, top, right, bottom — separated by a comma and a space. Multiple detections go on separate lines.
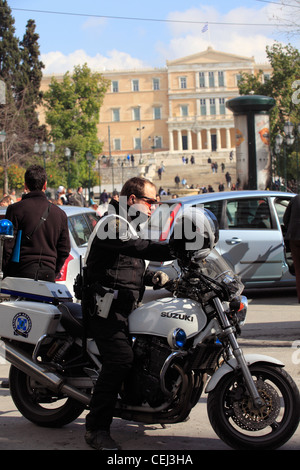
0, 218, 299, 450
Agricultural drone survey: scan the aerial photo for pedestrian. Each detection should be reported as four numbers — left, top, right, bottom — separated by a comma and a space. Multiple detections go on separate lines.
157, 167, 162, 180
99, 189, 109, 205
174, 175, 180, 188
56, 185, 68, 205
72, 186, 88, 207
225, 172, 231, 188
0, 195, 12, 207
283, 194, 300, 302
111, 190, 119, 202
221, 162, 225, 173
83, 176, 173, 450
191, 155, 195, 164
3, 165, 70, 282
130, 154, 135, 167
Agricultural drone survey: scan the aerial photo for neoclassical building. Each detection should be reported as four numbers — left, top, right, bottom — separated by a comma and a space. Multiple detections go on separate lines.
41, 47, 272, 159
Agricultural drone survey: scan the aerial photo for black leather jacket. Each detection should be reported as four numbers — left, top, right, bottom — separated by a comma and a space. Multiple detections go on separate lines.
85, 198, 172, 300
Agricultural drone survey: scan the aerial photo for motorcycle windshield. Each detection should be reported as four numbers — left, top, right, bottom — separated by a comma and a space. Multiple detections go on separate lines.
196, 249, 244, 297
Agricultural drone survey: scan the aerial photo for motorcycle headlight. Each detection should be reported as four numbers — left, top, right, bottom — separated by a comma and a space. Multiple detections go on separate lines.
237, 295, 248, 325
168, 328, 187, 349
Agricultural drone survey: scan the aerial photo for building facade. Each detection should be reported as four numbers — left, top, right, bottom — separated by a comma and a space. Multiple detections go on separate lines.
41, 47, 271, 160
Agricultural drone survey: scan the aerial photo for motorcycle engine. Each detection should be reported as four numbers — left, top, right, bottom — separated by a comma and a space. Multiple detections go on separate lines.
121, 335, 175, 407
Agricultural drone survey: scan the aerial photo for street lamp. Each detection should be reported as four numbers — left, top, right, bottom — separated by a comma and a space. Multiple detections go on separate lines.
64, 147, 71, 189
33, 140, 55, 169
86, 151, 93, 203
275, 121, 297, 191
137, 121, 145, 164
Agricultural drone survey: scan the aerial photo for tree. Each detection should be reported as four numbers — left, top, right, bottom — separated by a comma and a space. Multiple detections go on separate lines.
43, 64, 110, 189
0, 0, 21, 95
18, 19, 46, 143
238, 42, 300, 189
0, 2, 46, 192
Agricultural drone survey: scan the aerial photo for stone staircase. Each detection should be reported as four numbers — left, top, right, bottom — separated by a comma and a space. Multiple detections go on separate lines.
95, 151, 237, 195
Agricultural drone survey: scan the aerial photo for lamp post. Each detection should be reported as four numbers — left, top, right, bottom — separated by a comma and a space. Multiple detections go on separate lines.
65, 147, 71, 189
33, 140, 55, 170
137, 121, 145, 164
86, 151, 93, 203
275, 121, 296, 191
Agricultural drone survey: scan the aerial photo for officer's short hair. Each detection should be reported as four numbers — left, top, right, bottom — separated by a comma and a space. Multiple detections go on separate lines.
25, 165, 47, 191
120, 177, 155, 199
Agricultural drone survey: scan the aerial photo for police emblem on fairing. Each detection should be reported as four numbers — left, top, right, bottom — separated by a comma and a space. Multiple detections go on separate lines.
12, 313, 32, 338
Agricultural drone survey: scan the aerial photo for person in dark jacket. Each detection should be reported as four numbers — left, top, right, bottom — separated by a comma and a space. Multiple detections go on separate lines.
3, 165, 70, 282
84, 177, 173, 450
283, 194, 300, 302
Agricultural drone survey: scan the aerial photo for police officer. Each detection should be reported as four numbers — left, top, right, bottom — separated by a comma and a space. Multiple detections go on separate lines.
84, 177, 172, 450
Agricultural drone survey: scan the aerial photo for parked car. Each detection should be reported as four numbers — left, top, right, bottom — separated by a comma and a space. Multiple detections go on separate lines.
0, 205, 100, 296
147, 190, 296, 290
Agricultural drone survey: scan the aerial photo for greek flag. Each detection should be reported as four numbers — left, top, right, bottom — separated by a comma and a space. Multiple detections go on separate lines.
202, 23, 208, 33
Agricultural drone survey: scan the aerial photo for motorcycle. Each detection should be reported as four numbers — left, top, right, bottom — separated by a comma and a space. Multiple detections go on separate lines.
0, 217, 299, 450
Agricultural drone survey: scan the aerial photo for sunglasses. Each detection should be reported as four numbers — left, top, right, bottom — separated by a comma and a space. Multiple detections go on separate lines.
136, 195, 158, 205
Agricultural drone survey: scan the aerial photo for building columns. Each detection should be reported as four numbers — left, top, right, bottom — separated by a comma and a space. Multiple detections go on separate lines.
169, 126, 232, 152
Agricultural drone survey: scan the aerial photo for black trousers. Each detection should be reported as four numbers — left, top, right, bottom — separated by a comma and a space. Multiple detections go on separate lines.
85, 308, 134, 432
5, 261, 56, 282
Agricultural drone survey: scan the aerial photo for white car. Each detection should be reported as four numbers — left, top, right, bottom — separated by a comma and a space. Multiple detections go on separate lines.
148, 190, 296, 290
55, 206, 100, 296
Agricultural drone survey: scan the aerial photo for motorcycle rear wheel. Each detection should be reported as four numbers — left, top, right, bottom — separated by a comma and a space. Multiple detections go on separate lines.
9, 366, 86, 428
207, 365, 300, 450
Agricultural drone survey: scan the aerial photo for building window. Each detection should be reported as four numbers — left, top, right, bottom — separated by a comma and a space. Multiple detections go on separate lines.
180, 105, 188, 116
236, 74, 242, 86
200, 98, 206, 115
114, 138, 121, 150
210, 98, 216, 115
154, 136, 162, 149
153, 78, 160, 90
263, 73, 270, 82
180, 77, 187, 89
219, 98, 226, 114
199, 72, 205, 87
112, 108, 120, 122
218, 71, 224, 87
134, 137, 141, 150
132, 107, 140, 121
209, 71, 215, 87
132, 79, 139, 91
153, 107, 161, 120
112, 81, 119, 93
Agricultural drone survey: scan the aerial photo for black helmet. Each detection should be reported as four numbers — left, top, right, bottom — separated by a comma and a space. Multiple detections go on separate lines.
171, 206, 219, 262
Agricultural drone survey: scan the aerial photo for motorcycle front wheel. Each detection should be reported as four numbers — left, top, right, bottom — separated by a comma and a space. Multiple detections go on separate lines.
207, 365, 300, 450
9, 366, 86, 428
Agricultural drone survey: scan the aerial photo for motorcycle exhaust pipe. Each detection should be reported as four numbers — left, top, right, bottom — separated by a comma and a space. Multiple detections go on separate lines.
0, 341, 91, 406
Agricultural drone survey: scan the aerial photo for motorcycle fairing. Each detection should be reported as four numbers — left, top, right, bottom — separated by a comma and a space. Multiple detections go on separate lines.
1, 277, 72, 303
129, 297, 207, 338
205, 354, 285, 393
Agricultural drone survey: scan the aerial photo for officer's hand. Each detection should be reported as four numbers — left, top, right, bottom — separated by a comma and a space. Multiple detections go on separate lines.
152, 271, 169, 287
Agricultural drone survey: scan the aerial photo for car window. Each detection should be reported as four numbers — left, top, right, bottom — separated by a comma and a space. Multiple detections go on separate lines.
84, 212, 100, 230
274, 197, 293, 226
68, 213, 99, 247
225, 197, 272, 229
148, 202, 181, 241
198, 200, 223, 226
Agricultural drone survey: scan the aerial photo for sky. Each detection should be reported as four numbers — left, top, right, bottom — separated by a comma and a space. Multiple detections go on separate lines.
7, 0, 300, 75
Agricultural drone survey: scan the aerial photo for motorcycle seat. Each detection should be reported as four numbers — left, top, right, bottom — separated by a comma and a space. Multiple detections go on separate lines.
58, 302, 84, 337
